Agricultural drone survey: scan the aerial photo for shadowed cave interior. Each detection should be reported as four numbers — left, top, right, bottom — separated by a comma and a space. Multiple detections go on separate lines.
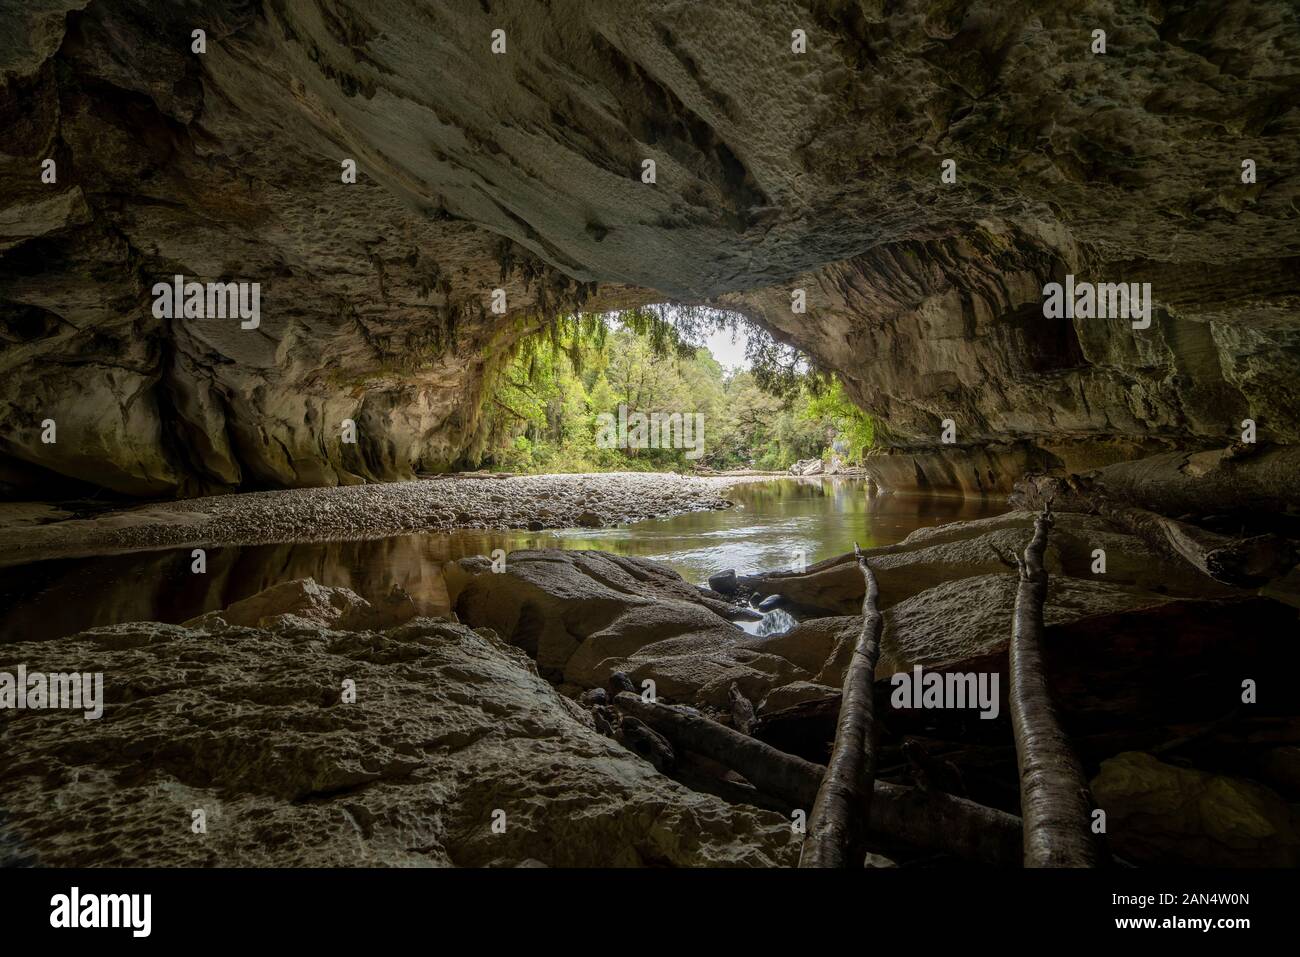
1, 0, 1299, 869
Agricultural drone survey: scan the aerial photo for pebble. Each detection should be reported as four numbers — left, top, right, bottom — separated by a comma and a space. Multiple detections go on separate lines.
4, 472, 739, 558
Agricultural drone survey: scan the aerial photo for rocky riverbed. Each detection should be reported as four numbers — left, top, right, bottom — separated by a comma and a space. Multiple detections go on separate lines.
5, 508, 1297, 867
0, 472, 747, 565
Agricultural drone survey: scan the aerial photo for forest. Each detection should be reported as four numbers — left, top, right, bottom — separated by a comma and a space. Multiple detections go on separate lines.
479, 310, 876, 473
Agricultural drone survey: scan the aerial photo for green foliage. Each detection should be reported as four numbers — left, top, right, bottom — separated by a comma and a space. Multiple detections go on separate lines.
803, 379, 875, 460
478, 309, 875, 473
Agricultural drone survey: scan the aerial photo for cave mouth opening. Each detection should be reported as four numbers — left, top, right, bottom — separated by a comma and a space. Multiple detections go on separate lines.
475, 303, 872, 475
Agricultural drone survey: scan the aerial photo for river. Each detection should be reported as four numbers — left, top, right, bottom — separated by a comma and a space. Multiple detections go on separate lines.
0, 477, 1006, 643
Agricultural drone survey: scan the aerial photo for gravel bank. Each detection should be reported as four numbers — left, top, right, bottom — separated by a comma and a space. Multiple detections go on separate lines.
0, 473, 745, 565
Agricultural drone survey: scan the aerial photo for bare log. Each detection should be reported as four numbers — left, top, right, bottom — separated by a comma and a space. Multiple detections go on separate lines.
615, 715, 676, 772
800, 543, 884, 868
1104, 504, 1296, 587
1081, 444, 1300, 516
871, 779, 1022, 867
1013, 445, 1300, 517
1009, 502, 1104, 867
1011, 451, 1299, 587
614, 693, 825, 807
612, 694, 1023, 866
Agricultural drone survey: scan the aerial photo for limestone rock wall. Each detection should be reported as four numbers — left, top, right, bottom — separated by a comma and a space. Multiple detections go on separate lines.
2, 1, 1297, 495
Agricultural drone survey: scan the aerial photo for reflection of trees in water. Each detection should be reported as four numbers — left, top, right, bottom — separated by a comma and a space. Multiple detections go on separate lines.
3, 479, 1007, 643
2, 548, 191, 643
3, 536, 459, 642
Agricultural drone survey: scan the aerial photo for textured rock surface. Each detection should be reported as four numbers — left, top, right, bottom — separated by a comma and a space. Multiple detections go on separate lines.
2, 1, 1298, 495
181, 575, 418, 633
445, 549, 800, 705
0, 579, 797, 866
876, 573, 1167, 672
1092, 751, 1300, 867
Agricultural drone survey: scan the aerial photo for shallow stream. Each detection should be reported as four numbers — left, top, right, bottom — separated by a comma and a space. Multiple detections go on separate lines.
0, 477, 1006, 642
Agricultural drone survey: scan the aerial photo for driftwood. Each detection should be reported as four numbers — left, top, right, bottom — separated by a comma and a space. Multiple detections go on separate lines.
614, 693, 824, 807
868, 780, 1022, 867
1008, 502, 1103, 867
1012, 456, 1298, 587
615, 715, 676, 772
1103, 503, 1296, 587
800, 543, 883, 868
1013, 445, 1300, 517
613, 692, 1022, 866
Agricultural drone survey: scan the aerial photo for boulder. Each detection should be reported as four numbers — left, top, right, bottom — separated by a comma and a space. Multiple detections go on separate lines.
446, 550, 810, 706
878, 574, 1170, 674
184, 577, 418, 633
1092, 752, 1300, 867
743, 617, 860, 678
1257, 747, 1300, 801
757, 681, 842, 716
0, 580, 797, 868
707, 569, 738, 594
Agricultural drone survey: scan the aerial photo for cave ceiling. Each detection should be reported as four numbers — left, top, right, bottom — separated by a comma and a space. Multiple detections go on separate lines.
1, 0, 1297, 495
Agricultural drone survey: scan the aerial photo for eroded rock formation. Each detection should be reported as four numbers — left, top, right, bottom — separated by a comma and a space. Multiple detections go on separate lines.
445, 521, 1300, 865
0, 578, 796, 866
2, 0, 1298, 495
5, 520, 1297, 865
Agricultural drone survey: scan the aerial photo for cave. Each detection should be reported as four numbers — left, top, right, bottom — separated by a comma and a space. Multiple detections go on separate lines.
1, 0, 1299, 913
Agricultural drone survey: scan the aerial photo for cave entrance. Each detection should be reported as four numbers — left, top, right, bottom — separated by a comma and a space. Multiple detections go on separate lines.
477, 304, 870, 476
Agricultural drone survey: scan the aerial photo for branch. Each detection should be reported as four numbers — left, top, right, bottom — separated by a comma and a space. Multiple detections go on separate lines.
989, 543, 1020, 572
1008, 501, 1105, 867
1108, 503, 1296, 587
612, 692, 1021, 865
491, 397, 531, 422
800, 542, 883, 867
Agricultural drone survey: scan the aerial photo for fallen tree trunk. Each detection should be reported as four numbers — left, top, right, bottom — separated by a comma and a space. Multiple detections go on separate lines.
613, 692, 1022, 866
1080, 444, 1300, 516
1010, 448, 1299, 587
1014, 445, 1300, 516
1103, 503, 1296, 587
614, 693, 826, 808
1009, 502, 1104, 867
800, 544, 883, 868
869, 780, 1022, 867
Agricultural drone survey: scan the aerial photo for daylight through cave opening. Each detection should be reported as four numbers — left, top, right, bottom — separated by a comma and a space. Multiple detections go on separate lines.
472, 303, 845, 476
1, 0, 1298, 883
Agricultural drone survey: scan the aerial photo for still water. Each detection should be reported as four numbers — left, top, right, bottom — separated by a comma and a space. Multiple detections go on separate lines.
1, 478, 1006, 642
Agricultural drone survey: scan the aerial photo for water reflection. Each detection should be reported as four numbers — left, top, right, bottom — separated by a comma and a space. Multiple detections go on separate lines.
0, 478, 1005, 643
